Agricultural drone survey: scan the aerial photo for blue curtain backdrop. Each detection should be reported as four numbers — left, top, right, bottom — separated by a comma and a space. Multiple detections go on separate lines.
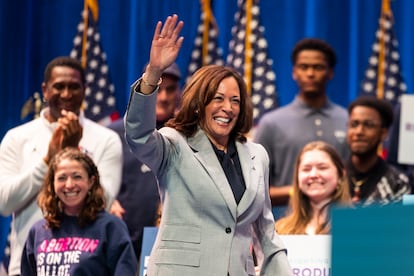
1, 0, 414, 260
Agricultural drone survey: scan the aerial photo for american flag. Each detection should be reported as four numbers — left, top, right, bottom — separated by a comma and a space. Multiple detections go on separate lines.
186, 0, 224, 83
359, 0, 406, 107
70, 0, 118, 124
226, 0, 278, 125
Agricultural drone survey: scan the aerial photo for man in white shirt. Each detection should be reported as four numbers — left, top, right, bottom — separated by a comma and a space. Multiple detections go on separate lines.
0, 56, 122, 276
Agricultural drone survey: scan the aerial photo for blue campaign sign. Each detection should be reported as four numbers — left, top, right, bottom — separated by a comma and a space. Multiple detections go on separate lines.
139, 227, 158, 276
403, 194, 414, 205
331, 204, 414, 276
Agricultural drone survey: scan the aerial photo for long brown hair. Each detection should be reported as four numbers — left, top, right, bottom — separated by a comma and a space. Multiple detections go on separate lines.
37, 147, 106, 229
165, 65, 253, 143
275, 141, 352, 234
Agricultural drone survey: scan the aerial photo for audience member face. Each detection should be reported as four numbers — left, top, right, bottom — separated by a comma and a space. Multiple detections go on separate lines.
298, 149, 339, 204
42, 66, 85, 122
203, 77, 240, 149
156, 74, 180, 123
53, 157, 94, 216
347, 106, 386, 157
292, 50, 333, 96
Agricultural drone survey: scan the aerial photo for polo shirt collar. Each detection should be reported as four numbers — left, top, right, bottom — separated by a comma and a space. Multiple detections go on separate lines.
292, 95, 334, 117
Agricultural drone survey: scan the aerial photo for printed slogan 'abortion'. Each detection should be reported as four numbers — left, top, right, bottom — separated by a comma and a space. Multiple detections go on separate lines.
36, 237, 99, 276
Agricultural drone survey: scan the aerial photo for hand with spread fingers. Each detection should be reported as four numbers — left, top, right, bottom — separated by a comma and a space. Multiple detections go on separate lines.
141, 14, 184, 94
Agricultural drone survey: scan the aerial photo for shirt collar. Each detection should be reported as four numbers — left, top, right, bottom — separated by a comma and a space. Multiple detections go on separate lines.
292, 95, 334, 117
211, 139, 237, 159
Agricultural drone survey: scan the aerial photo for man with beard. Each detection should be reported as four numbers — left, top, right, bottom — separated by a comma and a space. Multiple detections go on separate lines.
0, 56, 122, 276
254, 38, 348, 218
346, 96, 410, 205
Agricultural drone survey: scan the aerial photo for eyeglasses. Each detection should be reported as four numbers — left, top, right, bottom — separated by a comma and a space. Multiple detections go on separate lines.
348, 120, 382, 130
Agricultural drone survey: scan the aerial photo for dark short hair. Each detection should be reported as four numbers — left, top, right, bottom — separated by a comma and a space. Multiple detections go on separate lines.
44, 56, 85, 85
348, 96, 394, 128
291, 38, 337, 68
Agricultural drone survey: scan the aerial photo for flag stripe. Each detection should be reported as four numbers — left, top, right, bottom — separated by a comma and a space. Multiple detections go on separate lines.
226, 0, 278, 125
359, 0, 406, 107
70, 4, 118, 123
186, 2, 224, 83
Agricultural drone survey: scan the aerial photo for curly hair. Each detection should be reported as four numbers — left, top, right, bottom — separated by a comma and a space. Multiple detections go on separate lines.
165, 65, 253, 143
37, 147, 106, 229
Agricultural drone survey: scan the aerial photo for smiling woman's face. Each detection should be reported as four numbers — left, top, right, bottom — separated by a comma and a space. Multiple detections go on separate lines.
202, 77, 240, 149
54, 158, 94, 216
297, 149, 339, 204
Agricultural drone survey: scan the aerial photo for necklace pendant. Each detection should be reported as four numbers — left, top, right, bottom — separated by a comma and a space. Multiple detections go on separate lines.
352, 186, 361, 203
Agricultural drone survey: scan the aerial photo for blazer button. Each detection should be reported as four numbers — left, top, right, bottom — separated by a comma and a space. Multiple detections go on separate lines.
225, 227, 231, 234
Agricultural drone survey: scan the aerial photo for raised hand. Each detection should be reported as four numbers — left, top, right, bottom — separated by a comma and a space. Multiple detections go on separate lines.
144, 14, 184, 88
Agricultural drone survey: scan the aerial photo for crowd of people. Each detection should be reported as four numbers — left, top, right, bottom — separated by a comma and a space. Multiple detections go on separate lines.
254, 38, 349, 220
0, 13, 412, 276
0, 56, 123, 276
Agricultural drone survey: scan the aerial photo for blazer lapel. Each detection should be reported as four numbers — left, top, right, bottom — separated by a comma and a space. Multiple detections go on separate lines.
236, 141, 259, 216
188, 129, 238, 219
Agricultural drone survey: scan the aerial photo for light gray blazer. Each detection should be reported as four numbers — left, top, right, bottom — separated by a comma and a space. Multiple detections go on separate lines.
125, 85, 292, 276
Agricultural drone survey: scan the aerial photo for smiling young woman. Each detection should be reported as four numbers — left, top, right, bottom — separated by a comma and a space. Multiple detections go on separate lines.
275, 141, 352, 235
21, 148, 137, 275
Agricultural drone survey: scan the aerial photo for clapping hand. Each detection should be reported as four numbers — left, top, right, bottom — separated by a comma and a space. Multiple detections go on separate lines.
44, 109, 82, 164
58, 109, 83, 148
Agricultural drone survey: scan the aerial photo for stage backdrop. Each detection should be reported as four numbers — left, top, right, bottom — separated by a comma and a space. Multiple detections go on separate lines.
2, 0, 414, 139
1, 0, 414, 260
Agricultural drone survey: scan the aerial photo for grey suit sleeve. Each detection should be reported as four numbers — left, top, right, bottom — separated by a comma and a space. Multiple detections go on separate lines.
124, 82, 166, 176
